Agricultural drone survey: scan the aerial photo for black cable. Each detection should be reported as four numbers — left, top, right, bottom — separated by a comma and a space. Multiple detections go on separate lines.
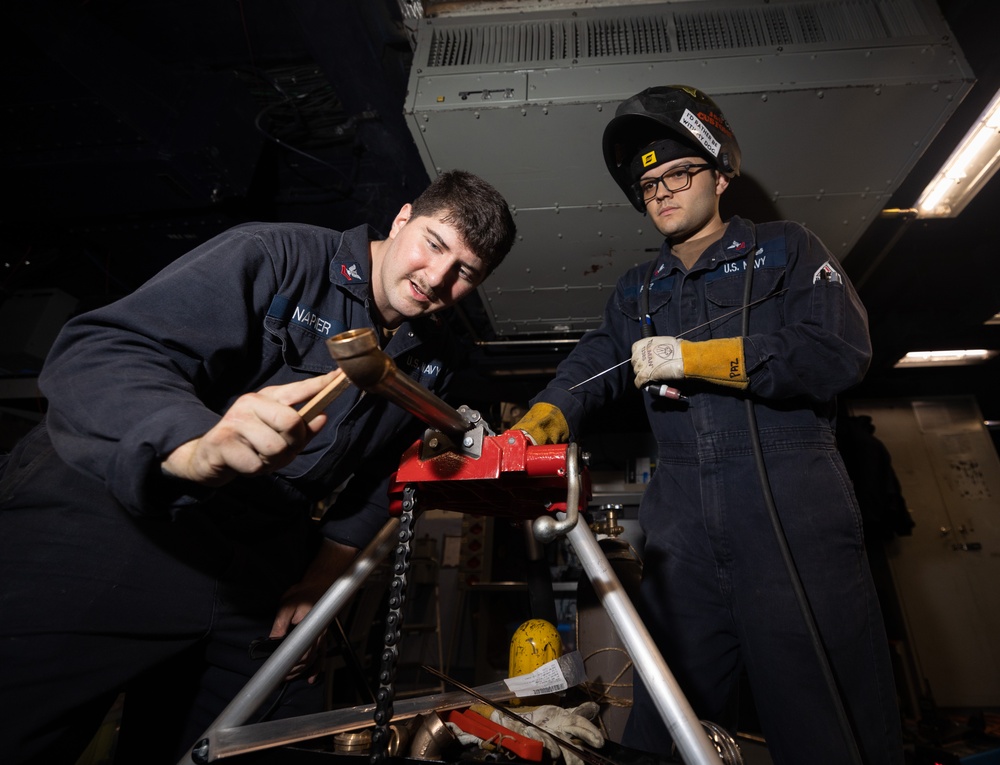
739, 247, 864, 765
253, 681, 289, 723
640, 257, 659, 339
331, 616, 377, 704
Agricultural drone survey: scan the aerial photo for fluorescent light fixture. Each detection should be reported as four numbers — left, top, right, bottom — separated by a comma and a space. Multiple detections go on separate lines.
914, 89, 1000, 218
894, 349, 998, 368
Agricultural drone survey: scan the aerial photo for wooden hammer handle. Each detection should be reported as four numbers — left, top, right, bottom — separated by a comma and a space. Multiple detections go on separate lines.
298, 369, 351, 423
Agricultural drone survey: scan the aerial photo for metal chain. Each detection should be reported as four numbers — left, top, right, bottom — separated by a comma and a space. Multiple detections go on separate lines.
370, 485, 415, 764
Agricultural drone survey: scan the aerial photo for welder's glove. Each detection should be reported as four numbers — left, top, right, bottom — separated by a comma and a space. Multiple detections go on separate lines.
631, 336, 748, 390
513, 403, 570, 445
478, 703, 604, 765
444, 723, 490, 749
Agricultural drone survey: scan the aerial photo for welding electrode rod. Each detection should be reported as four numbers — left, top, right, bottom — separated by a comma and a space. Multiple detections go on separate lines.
568, 288, 788, 391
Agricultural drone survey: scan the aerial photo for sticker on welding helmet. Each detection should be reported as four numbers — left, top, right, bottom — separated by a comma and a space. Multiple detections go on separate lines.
680, 108, 721, 158
641, 149, 659, 168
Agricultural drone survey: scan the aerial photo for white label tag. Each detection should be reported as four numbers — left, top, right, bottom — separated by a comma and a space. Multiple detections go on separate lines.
503, 651, 585, 698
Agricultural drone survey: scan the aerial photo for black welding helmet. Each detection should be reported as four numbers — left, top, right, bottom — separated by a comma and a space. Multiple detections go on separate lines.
603, 85, 741, 211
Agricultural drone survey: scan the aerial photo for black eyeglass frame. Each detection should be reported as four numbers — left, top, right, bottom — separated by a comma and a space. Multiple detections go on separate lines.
634, 163, 715, 203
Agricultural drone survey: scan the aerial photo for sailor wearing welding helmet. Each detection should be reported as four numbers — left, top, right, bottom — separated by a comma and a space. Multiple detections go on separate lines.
515, 86, 903, 764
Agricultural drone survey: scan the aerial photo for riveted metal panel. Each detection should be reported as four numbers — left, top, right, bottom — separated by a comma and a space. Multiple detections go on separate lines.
480, 205, 656, 335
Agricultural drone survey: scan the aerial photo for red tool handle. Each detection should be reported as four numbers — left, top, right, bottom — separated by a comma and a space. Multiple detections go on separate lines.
444, 708, 544, 761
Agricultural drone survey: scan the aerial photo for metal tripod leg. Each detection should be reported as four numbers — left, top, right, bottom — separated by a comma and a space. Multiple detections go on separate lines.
178, 517, 401, 765
546, 443, 719, 765
565, 519, 720, 765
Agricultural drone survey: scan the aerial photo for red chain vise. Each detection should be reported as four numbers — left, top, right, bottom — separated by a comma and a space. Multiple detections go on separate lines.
388, 429, 592, 521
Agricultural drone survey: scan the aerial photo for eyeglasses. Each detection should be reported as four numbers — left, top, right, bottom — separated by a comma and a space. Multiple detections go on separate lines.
634, 163, 715, 203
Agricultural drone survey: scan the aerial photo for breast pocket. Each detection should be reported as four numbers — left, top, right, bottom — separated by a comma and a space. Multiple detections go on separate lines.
618, 274, 675, 322
704, 265, 785, 336
263, 318, 339, 377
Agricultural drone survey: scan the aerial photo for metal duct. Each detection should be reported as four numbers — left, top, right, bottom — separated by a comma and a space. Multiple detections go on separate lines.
404, 0, 972, 338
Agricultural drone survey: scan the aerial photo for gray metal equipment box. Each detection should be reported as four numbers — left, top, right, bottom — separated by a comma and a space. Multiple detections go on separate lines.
403, 0, 972, 338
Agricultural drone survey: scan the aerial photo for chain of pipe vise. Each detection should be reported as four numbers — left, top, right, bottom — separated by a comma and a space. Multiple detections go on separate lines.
370, 486, 415, 764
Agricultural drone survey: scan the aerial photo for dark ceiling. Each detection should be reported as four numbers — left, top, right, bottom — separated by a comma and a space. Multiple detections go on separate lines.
2, 0, 999, 433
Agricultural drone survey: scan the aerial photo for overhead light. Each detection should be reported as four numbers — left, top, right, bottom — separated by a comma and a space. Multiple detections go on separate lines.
894, 349, 998, 368
914, 89, 1000, 218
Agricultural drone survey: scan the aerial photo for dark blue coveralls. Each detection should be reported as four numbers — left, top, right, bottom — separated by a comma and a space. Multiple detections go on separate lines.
532, 217, 902, 764
0, 223, 461, 764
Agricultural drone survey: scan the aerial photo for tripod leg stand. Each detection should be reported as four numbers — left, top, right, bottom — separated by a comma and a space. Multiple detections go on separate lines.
176, 448, 722, 765
175, 512, 723, 765
178, 518, 401, 764
566, 518, 720, 765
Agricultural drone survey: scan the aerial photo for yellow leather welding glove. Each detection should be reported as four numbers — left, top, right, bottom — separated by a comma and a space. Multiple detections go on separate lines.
631, 336, 748, 390
513, 403, 569, 445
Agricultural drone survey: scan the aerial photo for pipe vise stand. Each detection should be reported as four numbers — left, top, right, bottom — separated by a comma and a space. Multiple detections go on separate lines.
180, 328, 721, 765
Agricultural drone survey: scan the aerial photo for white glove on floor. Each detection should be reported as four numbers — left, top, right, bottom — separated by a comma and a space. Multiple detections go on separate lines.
491, 703, 604, 765
444, 722, 489, 749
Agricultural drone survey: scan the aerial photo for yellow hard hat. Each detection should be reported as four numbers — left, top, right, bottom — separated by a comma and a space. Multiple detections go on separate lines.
509, 618, 563, 678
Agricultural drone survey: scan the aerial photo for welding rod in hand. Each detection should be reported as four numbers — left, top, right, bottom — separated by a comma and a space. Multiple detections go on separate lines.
568, 288, 788, 391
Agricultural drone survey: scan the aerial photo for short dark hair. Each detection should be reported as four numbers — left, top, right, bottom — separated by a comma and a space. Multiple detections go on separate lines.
409, 170, 516, 276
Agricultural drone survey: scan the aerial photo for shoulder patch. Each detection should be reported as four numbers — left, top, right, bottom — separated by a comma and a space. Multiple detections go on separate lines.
813, 261, 843, 285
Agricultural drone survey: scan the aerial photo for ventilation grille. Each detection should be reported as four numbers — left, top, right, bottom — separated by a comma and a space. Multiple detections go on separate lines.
582, 15, 672, 58
424, 0, 931, 67
425, 16, 672, 67
675, 7, 795, 50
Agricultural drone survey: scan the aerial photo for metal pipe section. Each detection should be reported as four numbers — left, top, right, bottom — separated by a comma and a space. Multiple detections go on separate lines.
326, 327, 470, 435
475, 338, 580, 348
179, 518, 401, 764
566, 519, 720, 765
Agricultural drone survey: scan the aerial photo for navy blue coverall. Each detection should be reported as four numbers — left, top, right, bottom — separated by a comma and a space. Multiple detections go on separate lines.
532, 217, 902, 764
0, 222, 461, 764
